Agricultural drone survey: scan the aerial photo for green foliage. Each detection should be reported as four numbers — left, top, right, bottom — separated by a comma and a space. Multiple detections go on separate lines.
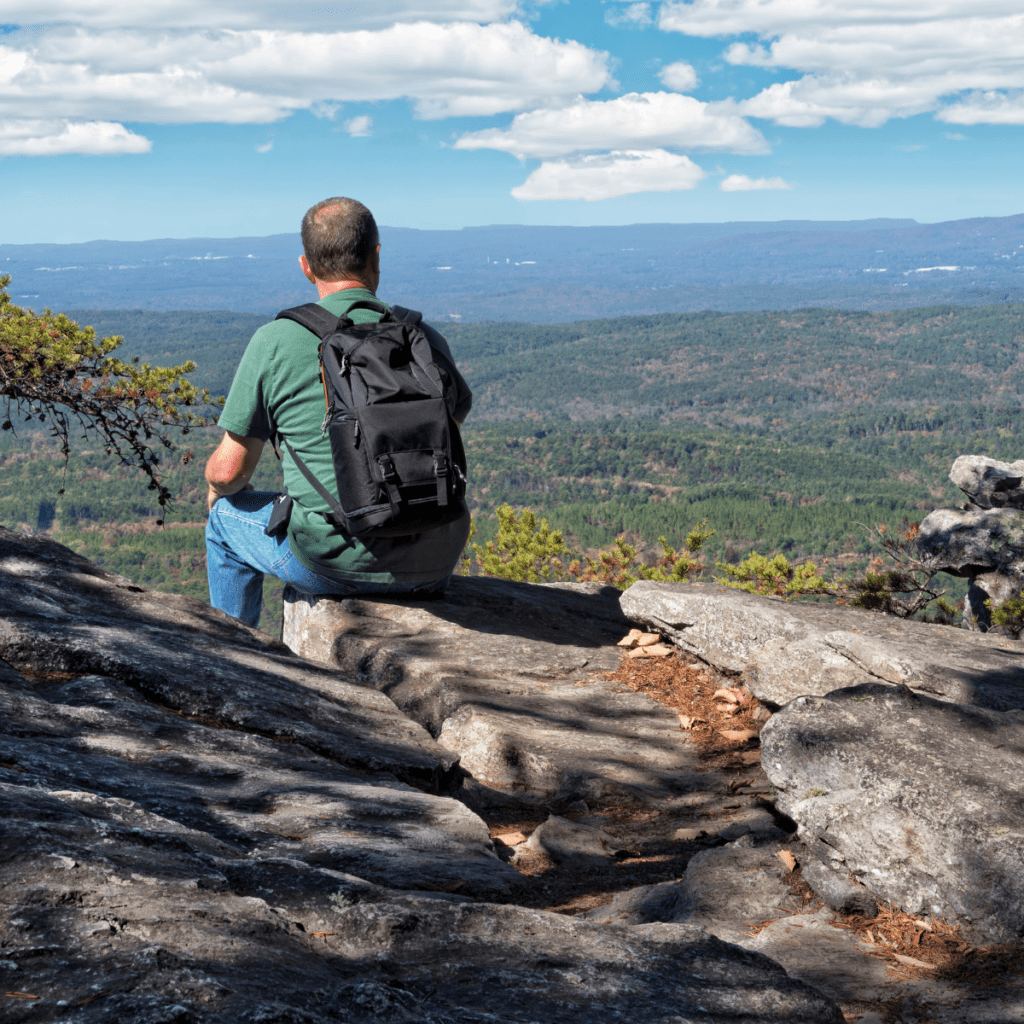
0, 278, 219, 511
716, 552, 830, 598
841, 521, 947, 618
470, 504, 712, 590
569, 523, 713, 590
471, 503, 567, 583
990, 595, 1024, 635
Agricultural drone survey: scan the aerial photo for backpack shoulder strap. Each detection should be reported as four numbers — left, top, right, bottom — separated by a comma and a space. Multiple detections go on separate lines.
275, 303, 342, 340
390, 304, 422, 325
282, 439, 347, 526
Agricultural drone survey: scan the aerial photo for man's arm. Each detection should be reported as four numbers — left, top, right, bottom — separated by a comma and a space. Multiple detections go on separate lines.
205, 430, 265, 509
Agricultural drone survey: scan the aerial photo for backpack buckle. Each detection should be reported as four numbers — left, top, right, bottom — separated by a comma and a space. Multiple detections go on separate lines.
377, 455, 401, 514
432, 451, 449, 507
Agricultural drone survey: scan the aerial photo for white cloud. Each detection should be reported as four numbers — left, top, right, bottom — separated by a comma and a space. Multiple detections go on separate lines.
944, 131, 967, 139
255, 140, 272, 152
455, 91, 768, 158
0, 22, 612, 124
512, 149, 705, 200
659, 61, 698, 92
605, 3, 653, 28
0, 118, 151, 155
344, 115, 372, 136
720, 173, 791, 191
3, 1, 527, 30
939, 90, 1024, 125
659, 1, 1024, 128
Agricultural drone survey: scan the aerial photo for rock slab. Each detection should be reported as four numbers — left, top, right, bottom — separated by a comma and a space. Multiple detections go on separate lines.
761, 682, 1024, 943
620, 580, 1024, 712
0, 529, 846, 1022
283, 579, 736, 812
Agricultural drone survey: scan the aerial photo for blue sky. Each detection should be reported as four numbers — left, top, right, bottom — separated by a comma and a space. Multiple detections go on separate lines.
2, 1, 1023, 243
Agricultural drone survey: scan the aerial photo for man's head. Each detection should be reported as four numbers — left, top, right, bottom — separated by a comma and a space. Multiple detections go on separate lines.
300, 197, 380, 292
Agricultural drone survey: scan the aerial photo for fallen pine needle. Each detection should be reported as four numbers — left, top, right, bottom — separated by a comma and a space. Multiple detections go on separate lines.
76, 990, 112, 1006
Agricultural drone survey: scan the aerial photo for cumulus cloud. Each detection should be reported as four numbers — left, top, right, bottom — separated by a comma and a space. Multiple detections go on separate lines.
939, 90, 1024, 125
344, 115, 372, 136
0, 21, 612, 128
455, 91, 768, 158
605, 3, 654, 28
4, 1, 527, 30
659, 1, 1024, 128
255, 140, 272, 152
511, 149, 705, 201
0, 118, 151, 155
720, 173, 791, 191
659, 61, 699, 92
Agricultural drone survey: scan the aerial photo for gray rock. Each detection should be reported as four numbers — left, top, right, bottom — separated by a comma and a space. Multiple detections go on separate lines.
745, 907, 893, 1004
801, 859, 878, 918
918, 506, 1024, 577
761, 683, 1024, 943
282, 580, 736, 812
0, 527, 458, 791
582, 843, 796, 946
1, 673, 517, 897
950, 454, 1024, 509
918, 506, 1024, 628
0, 528, 848, 1022
524, 814, 626, 865
325, 899, 845, 1024
620, 580, 1024, 711
2, 793, 844, 1023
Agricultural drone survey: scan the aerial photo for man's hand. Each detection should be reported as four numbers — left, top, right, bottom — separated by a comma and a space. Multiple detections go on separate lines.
205, 431, 264, 511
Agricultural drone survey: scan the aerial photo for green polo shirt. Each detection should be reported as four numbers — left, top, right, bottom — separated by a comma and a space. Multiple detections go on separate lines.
218, 288, 472, 583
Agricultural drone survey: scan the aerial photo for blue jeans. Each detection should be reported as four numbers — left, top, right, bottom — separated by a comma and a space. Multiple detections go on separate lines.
205, 490, 449, 628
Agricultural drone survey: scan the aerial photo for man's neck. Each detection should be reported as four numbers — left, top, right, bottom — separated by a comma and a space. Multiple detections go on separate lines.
314, 278, 373, 299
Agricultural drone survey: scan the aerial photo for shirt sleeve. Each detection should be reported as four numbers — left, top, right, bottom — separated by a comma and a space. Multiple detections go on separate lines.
217, 327, 275, 441
422, 321, 473, 423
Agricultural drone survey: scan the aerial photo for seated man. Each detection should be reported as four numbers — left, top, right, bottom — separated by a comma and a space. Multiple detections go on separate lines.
204, 196, 472, 627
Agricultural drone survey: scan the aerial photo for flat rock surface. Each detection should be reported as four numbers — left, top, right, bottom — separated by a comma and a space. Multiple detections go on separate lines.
0, 527, 458, 791
761, 683, 1024, 943
283, 580, 736, 811
1, 531, 848, 1023
2, 812, 846, 1024
620, 580, 1024, 712
746, 908, 894, 1003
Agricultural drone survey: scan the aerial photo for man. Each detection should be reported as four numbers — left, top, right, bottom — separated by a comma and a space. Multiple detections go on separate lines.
204, 197, 472, 627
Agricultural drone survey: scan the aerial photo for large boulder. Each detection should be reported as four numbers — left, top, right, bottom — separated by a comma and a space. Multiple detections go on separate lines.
760, 682, 1024, 943
282, 580, 740, 813
620, 580, 1024, 712
950, 454, 1024, 509
918, 506, 1024, 626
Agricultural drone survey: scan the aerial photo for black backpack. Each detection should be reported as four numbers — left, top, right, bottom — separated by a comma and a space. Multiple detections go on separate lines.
274, 299, 467, 538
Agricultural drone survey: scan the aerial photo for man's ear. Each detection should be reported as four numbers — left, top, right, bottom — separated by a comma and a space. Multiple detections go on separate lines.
298, 254, 317, 284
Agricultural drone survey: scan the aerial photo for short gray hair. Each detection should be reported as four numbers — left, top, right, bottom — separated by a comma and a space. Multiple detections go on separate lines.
301, 197, 379, 280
